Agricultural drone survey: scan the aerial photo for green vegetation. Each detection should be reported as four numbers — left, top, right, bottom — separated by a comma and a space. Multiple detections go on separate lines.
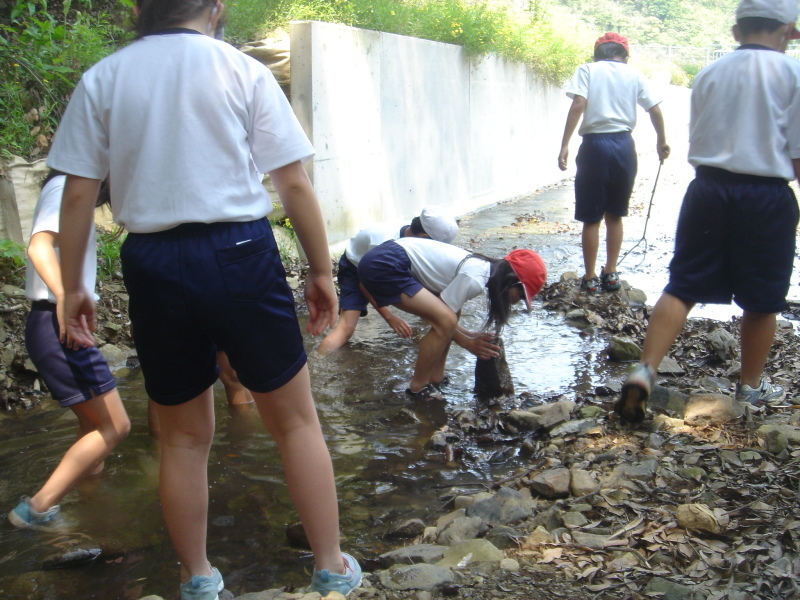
96, 226, 126, 281
0, 239, 27, 287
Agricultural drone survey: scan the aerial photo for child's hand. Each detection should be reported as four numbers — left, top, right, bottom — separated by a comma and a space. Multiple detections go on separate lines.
388, 316, 412, 339
558, 147, 569, 171
464, 331, 501, 360
305, 270, 338, 335
61, 289, 96, 349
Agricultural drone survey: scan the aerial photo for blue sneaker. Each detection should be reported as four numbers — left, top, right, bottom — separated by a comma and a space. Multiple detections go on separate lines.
180, 566, 224, 600
8, 496, 60, 529
310, 553, 362, 597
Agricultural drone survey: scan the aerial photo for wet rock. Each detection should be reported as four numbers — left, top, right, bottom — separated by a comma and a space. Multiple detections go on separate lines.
569, 468, 599, 496
683, 393, 744, 426
527, 507, 563, 532
212, 515, 235, 527
286, 521, 310, 549
594, 380, 622, 396
530, 468, 570, 499
474, 337, 514, 400
657, 356, 685, 375
506, 400, 575, 431
620, 287, 647, 307
606, 336, 641, 362
560, 271, 579, 282
579, 405, 604, 418
566, 308, 604, 328
42, 547, 102, 569
378, 563, 454, 591
436, 509, 466, 530
675, 503, 723, 534
99, 343, 132, 368
706, 328, 736, 362
464, 486, 531, 526
549, 418, 600, 437
387, 518, 426, 540
436, 539, 504, 567
437, 516, 483, 545
379, 544, 449, 567
484, 525, 521, 550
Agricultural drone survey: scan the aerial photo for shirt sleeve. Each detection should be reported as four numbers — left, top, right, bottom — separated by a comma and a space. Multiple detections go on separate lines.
787, 73, 800, 160
440, 272, 485, 313
31, 178, 65, 237
636, 73, 661, 111
565, 65, 590, 100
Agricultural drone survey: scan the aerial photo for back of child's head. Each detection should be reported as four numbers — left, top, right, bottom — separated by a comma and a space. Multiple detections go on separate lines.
409, 216, 425, 236
594, 32, 629, 61
419, 207, 458, 243
135, 0, 218, 38
483, 249, 546, 333
736, 0, 800, 37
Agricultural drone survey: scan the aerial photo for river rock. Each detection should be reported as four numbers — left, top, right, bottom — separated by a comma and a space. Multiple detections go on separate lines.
620, 286, 647, 307
378, 563, 455, 591
757, 424, 800, 445
706, 328, 737, 362
643, 577, 693, 600
765, 429, 789, 454
437, 516, 483, 545
474, 336, 514, 400
530, 468, 570, 499
569, 468, 599, 496
379, 544, 449, 567
506, 400, 575, 431
606, 336, 642, 362
522, 525, 554, 547
436, 539, 504, 567
683, 393, 744, 425
484, 525, 521, 550
570, 531, 609, 549
657, 356, 685, 375
99, 343, 132, 368
388, 518, 426, 540
549, 418, 600, 437
464, 486, 531, 526
675, 503, 722, 534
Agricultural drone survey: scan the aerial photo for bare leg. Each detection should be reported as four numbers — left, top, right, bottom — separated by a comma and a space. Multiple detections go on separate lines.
153, 388, 215, 582
74, 410, 105, 475
252, 365, 345, 574
740, 311, 776, 388
147, 398, 161, 440
30, 389, 130, 512
640, 293, 694, 370
394, 290, 458, 392
603, 212, 623, 275
581, 221, 601, 280
217, 350, 254, 406
317, 310, 361, 354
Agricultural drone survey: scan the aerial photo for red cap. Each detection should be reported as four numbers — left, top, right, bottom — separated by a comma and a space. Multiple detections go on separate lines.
595, 32, 629, 53
504, 249, 546, 310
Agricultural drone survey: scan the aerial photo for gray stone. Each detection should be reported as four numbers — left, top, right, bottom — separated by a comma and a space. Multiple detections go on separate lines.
765, 429, 789, 454
606, 336, 642, 362
579, 405, 604, 418
527, 507, 563, 532
657, 356, 685, 375
435, 509, 466, 530
569, 468, 599, 496
380, 544, 449, 567
684, 394, 744, 426
758, 424, 800, 445
645, 433, 665, 449
623, 459, 659, 481
560, 271, 579, 282
99, 344, 132, 368
506, 401, 575, 431
464, 486, 531, 526
548, 418, 599, 437
571, 531, 609, 549
706, 328, 737, 362
562, 511, 589, 527
437, 539, 504, 567
530, 468, 570, 499
211, 515, 235, 527
484, 525, 521, 550
621, 287, 647, 307
695, 375, 732, 393
594, 381, 622, 396
378, 564, 455, 591
388, 518, 426, 540
649, 385, 689, 416
436, 516, 483, 545
499, 557, 520, 572
474, 336, 514, 399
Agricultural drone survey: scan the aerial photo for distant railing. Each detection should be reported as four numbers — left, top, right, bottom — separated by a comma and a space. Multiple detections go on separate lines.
630, 43, 800, 68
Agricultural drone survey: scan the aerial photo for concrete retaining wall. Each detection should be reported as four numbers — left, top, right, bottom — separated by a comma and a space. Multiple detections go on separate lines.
290, 20, 570, 247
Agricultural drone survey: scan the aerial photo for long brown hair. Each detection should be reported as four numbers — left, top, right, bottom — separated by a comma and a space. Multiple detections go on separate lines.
456, 253, 522, 334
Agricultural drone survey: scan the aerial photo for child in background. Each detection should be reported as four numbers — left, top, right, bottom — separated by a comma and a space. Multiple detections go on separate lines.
558, 32, 670, 293
359, 237, 546, 399
616, 0, 800, 422
9, 170, 131, 529
318, 207, 459, 353
49, 0, 360, 598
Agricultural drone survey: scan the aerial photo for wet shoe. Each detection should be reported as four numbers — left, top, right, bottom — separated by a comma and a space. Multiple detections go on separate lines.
601, 269, 621, 292
615, 363, 655, 423
310, 553, 362, 597
580, 276, 601, 294
432, 375, 451, 390
735, 379, 785, 407
8, 496, 60, 529
180, 566, 224, 600
406, 384, 444, 400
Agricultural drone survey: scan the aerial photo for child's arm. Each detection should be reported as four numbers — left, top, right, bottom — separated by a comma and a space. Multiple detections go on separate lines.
558, 95, 587, 171
269, 161, 337, 336
59, 175, 102, 348
359, 283, 413, 338
452, 326, 501, 360
793, 158, 800, 181
27, 231, 65, 331
647, 105, 670, 162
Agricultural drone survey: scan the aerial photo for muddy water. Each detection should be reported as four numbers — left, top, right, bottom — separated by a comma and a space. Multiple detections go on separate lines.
2, 86, 800, 598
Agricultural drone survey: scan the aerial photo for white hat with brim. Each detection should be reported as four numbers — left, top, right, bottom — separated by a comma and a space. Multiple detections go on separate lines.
737, 0, 800, 38
420, 207, 459, 244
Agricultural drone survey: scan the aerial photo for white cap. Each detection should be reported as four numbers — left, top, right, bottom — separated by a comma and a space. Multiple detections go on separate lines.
737, 0, 799, 24
419, 207, 458, 243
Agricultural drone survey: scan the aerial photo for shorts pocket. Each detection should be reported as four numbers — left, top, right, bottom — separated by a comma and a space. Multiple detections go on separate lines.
216, 235, 279, 302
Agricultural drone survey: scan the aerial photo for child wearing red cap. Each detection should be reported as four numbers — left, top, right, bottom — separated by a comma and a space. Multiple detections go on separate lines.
558, 32, 670, 294
617, 0, 800, 422
358, 238, 546, 398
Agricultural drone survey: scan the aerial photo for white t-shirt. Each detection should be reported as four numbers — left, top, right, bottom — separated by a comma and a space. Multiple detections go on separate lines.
395, 237, 491, 313
346, 223, 405, 266
688, 46, 800, 181
25, 176, 99, 303
566, 60, 661, 135
47, 30, 314, 233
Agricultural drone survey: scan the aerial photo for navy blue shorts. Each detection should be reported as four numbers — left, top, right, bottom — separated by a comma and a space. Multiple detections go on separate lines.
574, 132, 637, 222
337, 253, 368, 315
358, 241, 423, 308
121, 218, 306, 406
665, 166, 799, 313
25, 301, 117, 408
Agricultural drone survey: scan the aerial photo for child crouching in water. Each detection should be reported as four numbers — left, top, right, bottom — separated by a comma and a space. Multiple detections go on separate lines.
359, 237, 546, 398
9, 170, 130, 528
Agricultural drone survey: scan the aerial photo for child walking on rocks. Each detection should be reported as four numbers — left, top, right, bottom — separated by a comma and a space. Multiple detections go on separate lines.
558, 32, 670, 294
9, 170, 131, 529
616, 0, 800, 422
318, 207, 458, 353
48, 0, 360, 598
358, 238, 546, 399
